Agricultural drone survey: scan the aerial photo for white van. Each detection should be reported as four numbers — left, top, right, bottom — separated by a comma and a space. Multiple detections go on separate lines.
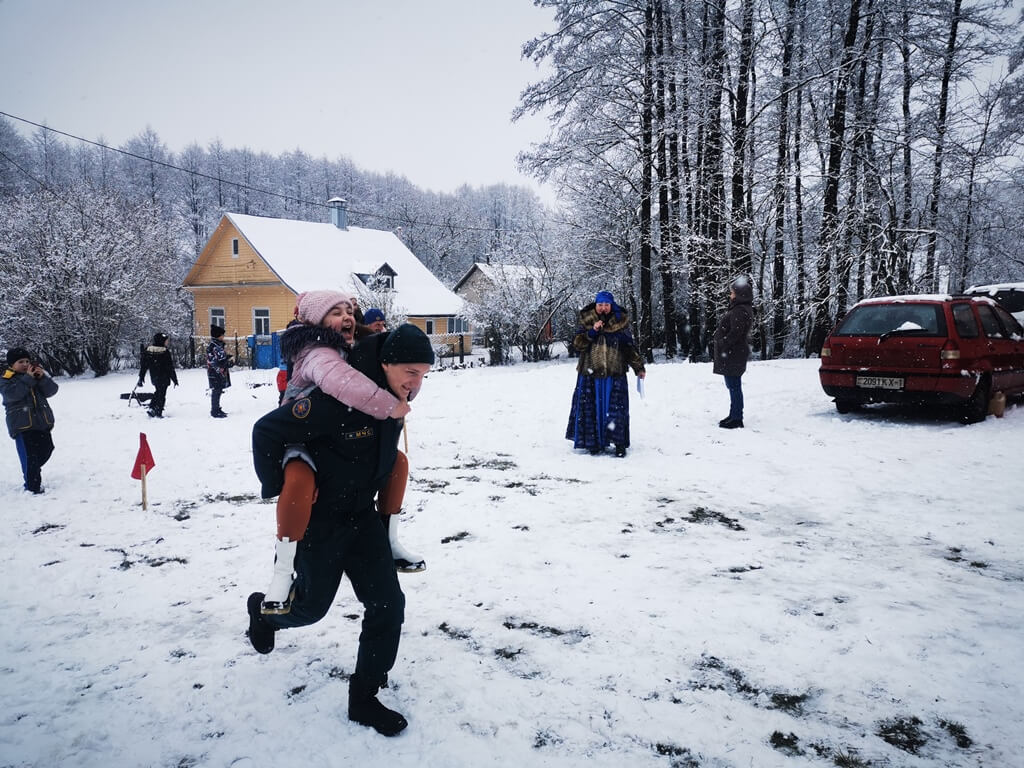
964, 282, 1024, 326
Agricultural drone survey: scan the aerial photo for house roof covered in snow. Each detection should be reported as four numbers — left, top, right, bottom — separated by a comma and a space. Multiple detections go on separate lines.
224, 213, 463, 316
453, 262, 546, 294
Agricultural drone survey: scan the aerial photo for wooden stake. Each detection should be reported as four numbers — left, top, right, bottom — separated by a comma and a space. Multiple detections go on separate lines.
141, 464, 148, 510
403, 420, 409, 455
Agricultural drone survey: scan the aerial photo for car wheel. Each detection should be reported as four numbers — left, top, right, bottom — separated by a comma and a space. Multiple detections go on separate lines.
960, 380, 990, 425
835, 400, 860, 414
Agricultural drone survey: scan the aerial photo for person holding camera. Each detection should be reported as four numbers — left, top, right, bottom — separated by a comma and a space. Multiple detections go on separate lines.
1, 347, 59, 494
206, 325, 234, 418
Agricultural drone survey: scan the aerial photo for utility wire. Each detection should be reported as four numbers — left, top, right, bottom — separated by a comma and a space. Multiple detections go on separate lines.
0, 148, 88, 216
0, 110, 546, 236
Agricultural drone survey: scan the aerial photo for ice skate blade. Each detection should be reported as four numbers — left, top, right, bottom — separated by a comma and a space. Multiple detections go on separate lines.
395, 559, 426, 574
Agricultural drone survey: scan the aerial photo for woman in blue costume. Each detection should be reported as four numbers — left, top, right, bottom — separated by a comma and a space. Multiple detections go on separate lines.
565, 291, 646, 457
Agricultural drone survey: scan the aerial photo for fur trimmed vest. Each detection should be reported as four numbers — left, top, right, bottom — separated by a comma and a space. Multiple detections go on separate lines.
573, 302, 646, 378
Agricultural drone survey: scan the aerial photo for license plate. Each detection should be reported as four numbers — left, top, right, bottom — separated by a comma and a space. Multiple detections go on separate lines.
856, 376, 903, 390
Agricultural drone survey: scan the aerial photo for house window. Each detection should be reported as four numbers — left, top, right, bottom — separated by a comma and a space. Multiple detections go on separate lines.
448, 316, 469, 333
231, 238, 239, 258
424, 319, 434, 335
376, 273, 394, 290
210, 308, 225, 333
253, 308, 270, 336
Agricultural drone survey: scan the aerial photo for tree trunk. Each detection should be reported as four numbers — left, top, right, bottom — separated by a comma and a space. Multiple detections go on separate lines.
922, 0, 963, 292
806, 0, 862, 356
655, 0, 678, 358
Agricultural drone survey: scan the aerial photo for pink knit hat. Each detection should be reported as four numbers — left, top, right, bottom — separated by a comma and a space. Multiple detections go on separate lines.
295, 290, 353, 325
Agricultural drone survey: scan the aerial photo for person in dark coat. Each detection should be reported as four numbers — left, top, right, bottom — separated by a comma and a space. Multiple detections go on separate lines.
246, 324, 434, 737
565, 290, 646, 457
1, 347, 59, 494
137, 333, 178, 418
713, 277, 755, 429
206, 325, 233, 418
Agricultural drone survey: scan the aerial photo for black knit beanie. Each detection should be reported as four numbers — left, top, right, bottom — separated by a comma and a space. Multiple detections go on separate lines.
6, 347, 31, 367
211, 325, 226, 339
380, 324, 435, 365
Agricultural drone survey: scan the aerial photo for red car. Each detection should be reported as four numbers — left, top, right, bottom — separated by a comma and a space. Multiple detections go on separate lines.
819, 295, 1024, 423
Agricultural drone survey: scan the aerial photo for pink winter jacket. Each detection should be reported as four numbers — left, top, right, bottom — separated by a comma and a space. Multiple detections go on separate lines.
289, 345, 400, 420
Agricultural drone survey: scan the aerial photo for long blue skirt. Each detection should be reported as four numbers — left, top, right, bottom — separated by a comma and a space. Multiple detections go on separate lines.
565, 374, 630, 451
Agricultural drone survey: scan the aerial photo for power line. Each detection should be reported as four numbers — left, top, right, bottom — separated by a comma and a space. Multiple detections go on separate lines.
0, 110, 544, 236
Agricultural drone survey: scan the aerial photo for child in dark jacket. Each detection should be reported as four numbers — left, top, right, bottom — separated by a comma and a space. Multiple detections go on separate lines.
138, 333, 178, 418
1, 347, 59, 493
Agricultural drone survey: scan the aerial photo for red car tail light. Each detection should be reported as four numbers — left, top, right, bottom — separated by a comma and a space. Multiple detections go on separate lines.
940, 339, 961, 368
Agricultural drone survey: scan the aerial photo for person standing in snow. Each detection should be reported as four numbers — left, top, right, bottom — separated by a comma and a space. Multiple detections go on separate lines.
247, 323, 435, 737
1, 347, 58, 494
137, 332, 178, 418
713, 277, 755, 429
566, 290, 646, 457
206, 325, 233, 418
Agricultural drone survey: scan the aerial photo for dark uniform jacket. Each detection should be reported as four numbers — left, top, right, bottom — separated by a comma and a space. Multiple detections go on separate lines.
139, 345, 178, 387
713, 282, 755, 377
1, 368, 58, 438
252, 333, 402, 516
206, 338, 233, 390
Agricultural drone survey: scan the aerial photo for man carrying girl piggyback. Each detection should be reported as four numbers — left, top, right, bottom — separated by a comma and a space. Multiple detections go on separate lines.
259, 290, 424, 616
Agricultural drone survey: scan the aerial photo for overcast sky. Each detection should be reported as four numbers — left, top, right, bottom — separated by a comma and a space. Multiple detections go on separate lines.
0, 0, 557, 202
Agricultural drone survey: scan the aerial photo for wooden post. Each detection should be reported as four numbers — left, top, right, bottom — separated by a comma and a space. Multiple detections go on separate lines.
140, 464, 148, 510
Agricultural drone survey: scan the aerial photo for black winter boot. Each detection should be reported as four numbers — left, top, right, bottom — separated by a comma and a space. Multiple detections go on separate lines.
246, 592, 275, 654
348, 674, 408, 736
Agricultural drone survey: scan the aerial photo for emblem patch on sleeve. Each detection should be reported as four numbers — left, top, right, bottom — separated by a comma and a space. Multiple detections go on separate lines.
291, 398, 312, 419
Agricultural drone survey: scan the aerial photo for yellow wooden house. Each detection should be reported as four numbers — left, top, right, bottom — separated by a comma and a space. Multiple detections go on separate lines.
182, 199, 469, 365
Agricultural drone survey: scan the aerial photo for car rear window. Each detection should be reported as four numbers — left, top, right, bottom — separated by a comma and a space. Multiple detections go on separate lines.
835, 303, 947, 337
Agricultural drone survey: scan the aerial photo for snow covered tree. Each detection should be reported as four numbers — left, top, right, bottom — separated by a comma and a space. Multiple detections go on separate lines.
0, 183, 188, 376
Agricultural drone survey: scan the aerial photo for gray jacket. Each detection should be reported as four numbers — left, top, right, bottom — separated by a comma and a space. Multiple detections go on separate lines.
1, 368, 59, 437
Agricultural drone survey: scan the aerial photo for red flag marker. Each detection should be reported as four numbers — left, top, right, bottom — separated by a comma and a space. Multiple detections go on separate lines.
131, 433, 156, 509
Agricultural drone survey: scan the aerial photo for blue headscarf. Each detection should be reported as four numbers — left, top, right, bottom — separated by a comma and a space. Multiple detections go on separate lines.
595, 290, 614, 305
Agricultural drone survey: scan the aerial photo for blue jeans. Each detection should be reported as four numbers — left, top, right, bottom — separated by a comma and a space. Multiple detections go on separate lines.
724, 375, 744, 422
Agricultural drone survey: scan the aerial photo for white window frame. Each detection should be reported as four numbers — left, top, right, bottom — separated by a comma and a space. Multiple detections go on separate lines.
253, 307, 271, 336
210, 307, 226, 332
231, 238, 239, 258
448, 316, 469, 334
424, 319, 434, 335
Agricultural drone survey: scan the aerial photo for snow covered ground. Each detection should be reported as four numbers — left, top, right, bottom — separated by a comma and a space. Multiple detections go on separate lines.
1, 356, 1021, 768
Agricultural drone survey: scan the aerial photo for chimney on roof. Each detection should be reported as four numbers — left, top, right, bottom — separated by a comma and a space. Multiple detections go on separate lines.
327, 197, 348, 230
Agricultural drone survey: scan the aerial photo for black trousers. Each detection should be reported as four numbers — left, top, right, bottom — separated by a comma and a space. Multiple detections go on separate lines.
263, 498, 405, 687
210, 387, 223, 415
14, 430, 54, 493
151, 381, 169, 413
